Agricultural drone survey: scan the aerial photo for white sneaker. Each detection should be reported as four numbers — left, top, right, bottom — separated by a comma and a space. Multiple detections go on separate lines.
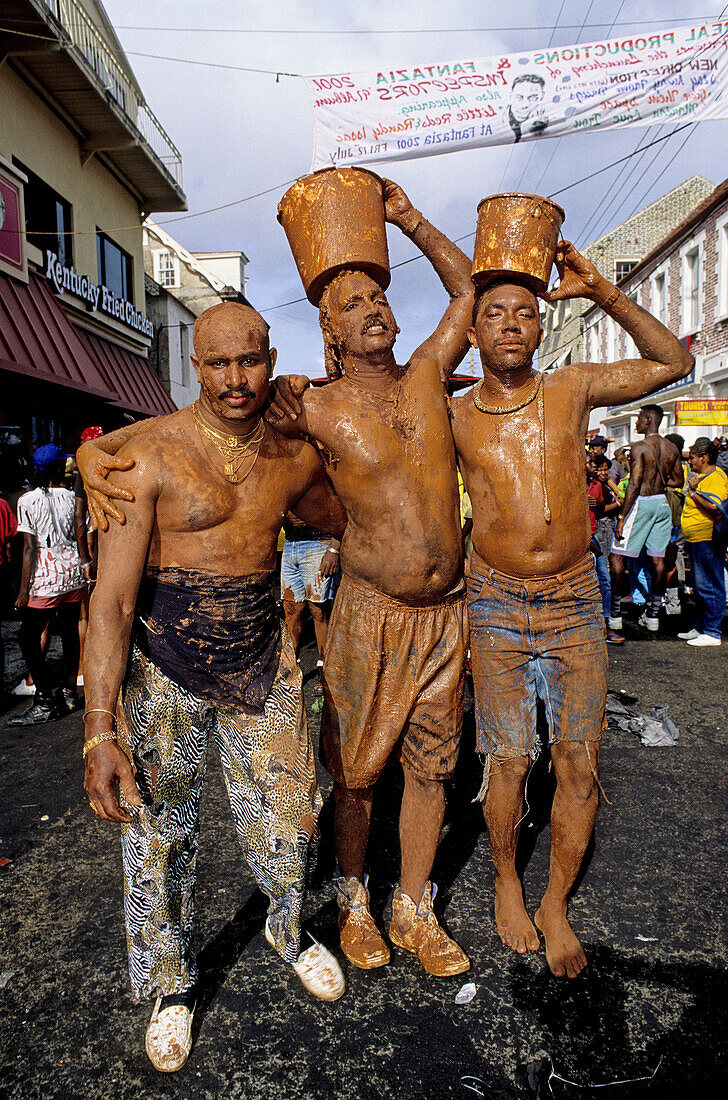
677, 628, 699, 640
608, 616, 622, 630
145, 996, 194, 1073
265, 920, 345, 1002
638, 613, 659, 632
687, 634, 722, 647
11, 678, 35, 696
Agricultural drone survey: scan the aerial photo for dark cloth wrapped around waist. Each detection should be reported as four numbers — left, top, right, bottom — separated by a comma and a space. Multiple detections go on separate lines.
135, 568, 281, 714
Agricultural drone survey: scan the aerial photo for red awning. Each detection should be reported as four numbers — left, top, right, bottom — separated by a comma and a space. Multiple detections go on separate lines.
76, 329, 177, 418
0, 271, 116, 399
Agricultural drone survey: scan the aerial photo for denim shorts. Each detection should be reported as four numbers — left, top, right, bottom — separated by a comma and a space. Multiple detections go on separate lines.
467, 552, 608, 761
281, 538, 335, 603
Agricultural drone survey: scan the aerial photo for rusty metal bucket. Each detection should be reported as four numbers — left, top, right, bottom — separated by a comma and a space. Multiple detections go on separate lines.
277, 167, 391, 305
472, 193, 565, 294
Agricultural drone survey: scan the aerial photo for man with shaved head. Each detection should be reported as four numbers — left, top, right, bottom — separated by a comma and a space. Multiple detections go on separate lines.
80, 302, 347, 1072
450, 243, 694, 978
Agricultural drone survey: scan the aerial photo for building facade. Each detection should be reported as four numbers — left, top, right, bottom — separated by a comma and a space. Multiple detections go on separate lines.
584, 178, 728, 448
539, 175, 715, 372
0, 0, 185, 485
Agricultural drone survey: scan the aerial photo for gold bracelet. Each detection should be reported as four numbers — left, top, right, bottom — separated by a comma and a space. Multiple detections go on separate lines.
402, 209, 422, 236
84, 708, 116, 724
83, 731, 118, 759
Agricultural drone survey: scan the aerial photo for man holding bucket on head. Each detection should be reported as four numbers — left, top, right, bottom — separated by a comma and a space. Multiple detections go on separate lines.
270, 168, 475, 978
450, 194, 694, 978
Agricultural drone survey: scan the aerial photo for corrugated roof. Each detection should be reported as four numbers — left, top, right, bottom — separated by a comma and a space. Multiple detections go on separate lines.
0, 271, 116, 399
79, 329, 177, 418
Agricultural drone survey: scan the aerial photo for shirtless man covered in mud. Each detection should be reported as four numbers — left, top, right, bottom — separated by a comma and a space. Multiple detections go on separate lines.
609, 403, 683, 636
269, 180, 474, 978
451, 242, 694, 978
81, 303, 346, 1072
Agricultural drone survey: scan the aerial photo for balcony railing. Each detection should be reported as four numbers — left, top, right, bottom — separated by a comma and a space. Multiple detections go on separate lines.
37, 0, 183, 186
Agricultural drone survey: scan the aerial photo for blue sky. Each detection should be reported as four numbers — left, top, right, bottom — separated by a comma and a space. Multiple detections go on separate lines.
103, 0, 728, 381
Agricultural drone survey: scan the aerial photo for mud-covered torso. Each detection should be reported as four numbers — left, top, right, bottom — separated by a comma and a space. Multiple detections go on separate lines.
306, 358, 462, 603
115, 411, 325, 577
630, 436, 679, 496
451, 367, 593, 578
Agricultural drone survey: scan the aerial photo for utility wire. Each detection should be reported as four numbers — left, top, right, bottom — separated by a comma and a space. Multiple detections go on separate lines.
106, 18, 725, 33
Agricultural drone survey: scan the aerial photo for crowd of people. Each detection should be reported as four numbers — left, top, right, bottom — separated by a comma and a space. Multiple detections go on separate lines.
585, 423, 728, 646
0, 178, 722, 1076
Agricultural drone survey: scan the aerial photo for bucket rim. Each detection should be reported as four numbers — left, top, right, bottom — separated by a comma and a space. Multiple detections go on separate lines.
278, 165, 385, 216
476, 192, 565, 223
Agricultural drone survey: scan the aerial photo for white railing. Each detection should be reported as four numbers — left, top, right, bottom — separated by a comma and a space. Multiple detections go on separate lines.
37, 0, 183, 187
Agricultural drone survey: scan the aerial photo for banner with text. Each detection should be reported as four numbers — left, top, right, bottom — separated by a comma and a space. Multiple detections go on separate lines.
306, 21, 728, 170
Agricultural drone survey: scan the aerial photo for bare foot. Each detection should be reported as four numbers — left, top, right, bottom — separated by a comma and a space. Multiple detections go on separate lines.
494, 878, 540, 953
534, 904, 588, 978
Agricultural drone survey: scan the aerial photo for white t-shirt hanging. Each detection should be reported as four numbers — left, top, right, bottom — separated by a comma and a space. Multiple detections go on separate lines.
16, 487, 84, 598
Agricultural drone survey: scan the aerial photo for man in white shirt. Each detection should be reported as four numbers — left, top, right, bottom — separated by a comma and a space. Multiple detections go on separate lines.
10, 444, 85, 725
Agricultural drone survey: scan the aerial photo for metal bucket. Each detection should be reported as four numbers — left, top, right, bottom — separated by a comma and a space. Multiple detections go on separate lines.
472, 193, 565, 294
277, 167, 391, 305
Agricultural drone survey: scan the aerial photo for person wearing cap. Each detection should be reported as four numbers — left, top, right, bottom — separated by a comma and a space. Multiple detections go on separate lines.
9, 444, 86, 725
588, 435, 624, 485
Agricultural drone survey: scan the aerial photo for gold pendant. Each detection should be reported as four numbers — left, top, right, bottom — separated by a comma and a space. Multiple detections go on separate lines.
224, 462, 236, 477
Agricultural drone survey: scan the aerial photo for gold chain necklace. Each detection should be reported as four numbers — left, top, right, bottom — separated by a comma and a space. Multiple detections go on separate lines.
192, 402, 266, 483
472, 373, 551, 523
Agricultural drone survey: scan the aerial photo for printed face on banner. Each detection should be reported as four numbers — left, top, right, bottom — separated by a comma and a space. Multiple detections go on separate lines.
305, 21, 728, 169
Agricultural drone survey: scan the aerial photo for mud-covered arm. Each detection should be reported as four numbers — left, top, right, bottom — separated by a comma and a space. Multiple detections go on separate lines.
77, 418, 156, 532
83, 455, 159, 823
382, 179, 474, 380
265, 376, 313, 435
547, 242, 694, 408
291, 460, 346, 541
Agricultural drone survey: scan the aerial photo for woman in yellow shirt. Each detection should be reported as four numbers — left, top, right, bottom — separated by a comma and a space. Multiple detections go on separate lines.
678, 437, 728, 646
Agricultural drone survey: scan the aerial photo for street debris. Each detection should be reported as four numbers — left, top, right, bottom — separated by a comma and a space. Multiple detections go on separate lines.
0, 971, 15, 989
455, 982, 477, 1004
606, 692, 679, 746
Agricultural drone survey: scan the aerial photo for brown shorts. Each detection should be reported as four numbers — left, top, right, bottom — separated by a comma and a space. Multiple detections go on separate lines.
321, 574, 466, 789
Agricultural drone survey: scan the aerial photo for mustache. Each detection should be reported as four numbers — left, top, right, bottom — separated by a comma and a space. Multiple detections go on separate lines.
219, 387, 256, 400
362, 316, 389, 334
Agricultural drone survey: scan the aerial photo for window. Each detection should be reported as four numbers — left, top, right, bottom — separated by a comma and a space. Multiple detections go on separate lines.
651, 270, 668, 326
615, 259, 637, 282
180, 322, 190, 387
155, 249, 179, 288
624, 294, 638, 358
607, 316, 618, 360
716, 214, 728, 318
681, 244, 701, 334
13, 159, 72, 266
586, 320, 600, 361
97, 232, 132, 300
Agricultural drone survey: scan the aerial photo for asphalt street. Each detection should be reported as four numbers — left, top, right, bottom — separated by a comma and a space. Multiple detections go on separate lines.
0, 606, 726, 1100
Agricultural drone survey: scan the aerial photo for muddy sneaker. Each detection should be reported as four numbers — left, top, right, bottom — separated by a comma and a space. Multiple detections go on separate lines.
265, 920, 345, 1001
638, 612, 659, 632
389, 882, 470, 977
11, 678, 35, 697
335, 875, 390, 969
145, 992, 195, 1073
8, 696, 57, 727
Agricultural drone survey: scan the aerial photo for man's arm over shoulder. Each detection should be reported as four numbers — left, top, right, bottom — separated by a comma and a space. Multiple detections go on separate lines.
546, 242, 693, 409
83, 444, 161, 823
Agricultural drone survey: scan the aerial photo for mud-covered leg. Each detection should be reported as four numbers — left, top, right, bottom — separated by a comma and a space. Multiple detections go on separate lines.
483, 753, 540, 954
535, 740, 599, 978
